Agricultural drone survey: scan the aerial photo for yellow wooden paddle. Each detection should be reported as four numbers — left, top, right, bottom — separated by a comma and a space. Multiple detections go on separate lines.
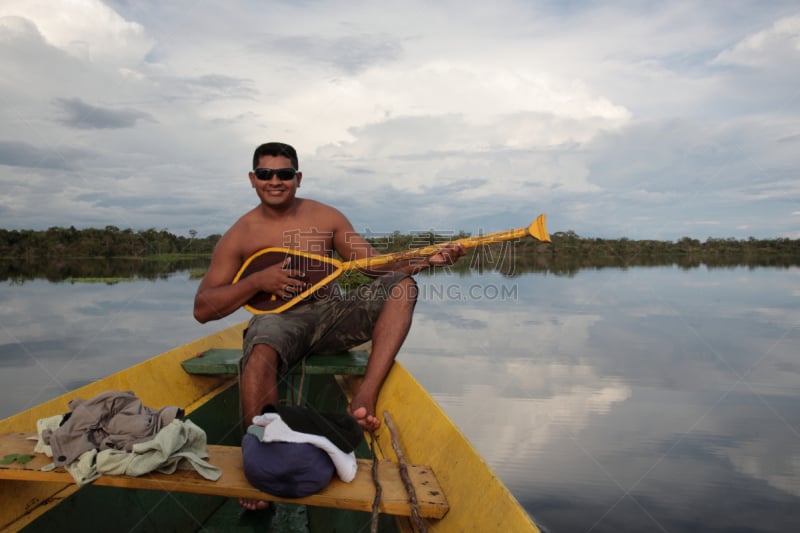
233, 213, 550, 314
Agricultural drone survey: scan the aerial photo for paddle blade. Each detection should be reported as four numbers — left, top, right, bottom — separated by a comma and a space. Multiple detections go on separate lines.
233, 248, 343, 314
528, 214, 551, 243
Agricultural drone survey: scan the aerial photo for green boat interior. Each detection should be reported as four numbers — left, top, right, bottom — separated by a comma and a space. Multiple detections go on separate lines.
0, 349, 450, 531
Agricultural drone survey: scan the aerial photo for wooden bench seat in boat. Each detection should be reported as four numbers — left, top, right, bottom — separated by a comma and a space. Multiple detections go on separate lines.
0, 431, 449, 519
181, 348, 370, 376
182, 347, 372, 414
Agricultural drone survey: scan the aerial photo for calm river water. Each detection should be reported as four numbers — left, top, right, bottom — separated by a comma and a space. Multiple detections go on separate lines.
1, 264, 799, 532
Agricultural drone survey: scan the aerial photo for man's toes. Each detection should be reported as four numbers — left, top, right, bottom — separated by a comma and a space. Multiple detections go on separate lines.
349, 405, 368, 420
239, 498, 269, 511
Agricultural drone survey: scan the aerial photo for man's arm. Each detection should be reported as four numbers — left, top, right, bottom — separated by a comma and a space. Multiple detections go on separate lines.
193, 233, 254, 323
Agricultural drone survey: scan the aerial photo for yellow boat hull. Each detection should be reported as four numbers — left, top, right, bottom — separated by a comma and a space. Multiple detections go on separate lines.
0, 322, 245, 532
0, 322, 539, 532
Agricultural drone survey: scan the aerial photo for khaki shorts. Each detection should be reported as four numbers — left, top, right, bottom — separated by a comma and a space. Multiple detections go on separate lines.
242, 271, 413, 373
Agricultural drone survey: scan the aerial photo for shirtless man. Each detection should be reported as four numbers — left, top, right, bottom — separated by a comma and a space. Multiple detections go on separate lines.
193, 142, 464, 435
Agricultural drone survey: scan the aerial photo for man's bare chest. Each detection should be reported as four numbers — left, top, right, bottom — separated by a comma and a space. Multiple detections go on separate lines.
240, 226, 336, 260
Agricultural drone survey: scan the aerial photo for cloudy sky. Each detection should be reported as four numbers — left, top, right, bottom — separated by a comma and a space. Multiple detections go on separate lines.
1, 1, 798, 241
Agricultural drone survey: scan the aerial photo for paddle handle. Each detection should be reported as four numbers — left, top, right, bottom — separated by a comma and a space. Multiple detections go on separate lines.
347, 213, 550, 270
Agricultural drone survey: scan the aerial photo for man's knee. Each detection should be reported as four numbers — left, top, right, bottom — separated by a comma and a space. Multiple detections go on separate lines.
243, 344, 280, 376
390, 276, 419, 305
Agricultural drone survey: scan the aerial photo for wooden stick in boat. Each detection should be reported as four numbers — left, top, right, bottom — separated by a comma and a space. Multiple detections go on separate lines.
384, 411, 428, 533
369, 430, 381, 533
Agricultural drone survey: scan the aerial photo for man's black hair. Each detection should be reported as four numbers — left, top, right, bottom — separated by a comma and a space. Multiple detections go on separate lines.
252, 142, 299, 170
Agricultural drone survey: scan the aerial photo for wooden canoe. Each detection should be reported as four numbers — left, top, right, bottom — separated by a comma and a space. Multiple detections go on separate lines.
0, 321, 540, 532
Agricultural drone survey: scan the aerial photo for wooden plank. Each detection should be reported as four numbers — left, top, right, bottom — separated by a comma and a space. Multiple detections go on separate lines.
0, 432, 448, 519
181, 349, 370, 376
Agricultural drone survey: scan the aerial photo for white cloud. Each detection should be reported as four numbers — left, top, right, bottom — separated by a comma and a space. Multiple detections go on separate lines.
238, 60, 631, 162
0, 0, 153, 65
0, 1, 798, 239
714, 14, 800, 69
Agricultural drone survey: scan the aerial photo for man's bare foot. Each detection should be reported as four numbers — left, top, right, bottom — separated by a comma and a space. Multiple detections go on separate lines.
348, 398, 380, 431
239, 498, 270, 511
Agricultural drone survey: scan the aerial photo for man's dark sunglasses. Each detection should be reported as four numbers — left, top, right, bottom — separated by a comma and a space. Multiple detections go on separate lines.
254, 168, 297, 181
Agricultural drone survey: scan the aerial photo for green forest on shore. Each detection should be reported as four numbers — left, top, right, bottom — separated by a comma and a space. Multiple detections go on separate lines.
1, 225, 798, 283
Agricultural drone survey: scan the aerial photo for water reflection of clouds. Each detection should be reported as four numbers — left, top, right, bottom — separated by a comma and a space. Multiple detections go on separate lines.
405, 275, 632, 492
405, 267, 800, 531
693, 394, 800, 498
2, 266, 799, 531
0, 274, 249, 418
412, 276, 602, 363
718, 435, 800, 497
750, 306, 800, 329
402, 348, 631, 490
679, 280, 722, 288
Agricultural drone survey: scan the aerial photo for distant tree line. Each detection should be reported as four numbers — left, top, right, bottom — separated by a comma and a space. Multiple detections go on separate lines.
0, 226, 220, 259
529, 231, 800, 272
0, 226, 798, 283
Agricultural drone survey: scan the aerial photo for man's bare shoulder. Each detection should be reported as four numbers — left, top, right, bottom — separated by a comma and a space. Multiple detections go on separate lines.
296, 198, 340, 214
296, 198, 349, 226
223, 206, 262, 239
216, 206, 280, 257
